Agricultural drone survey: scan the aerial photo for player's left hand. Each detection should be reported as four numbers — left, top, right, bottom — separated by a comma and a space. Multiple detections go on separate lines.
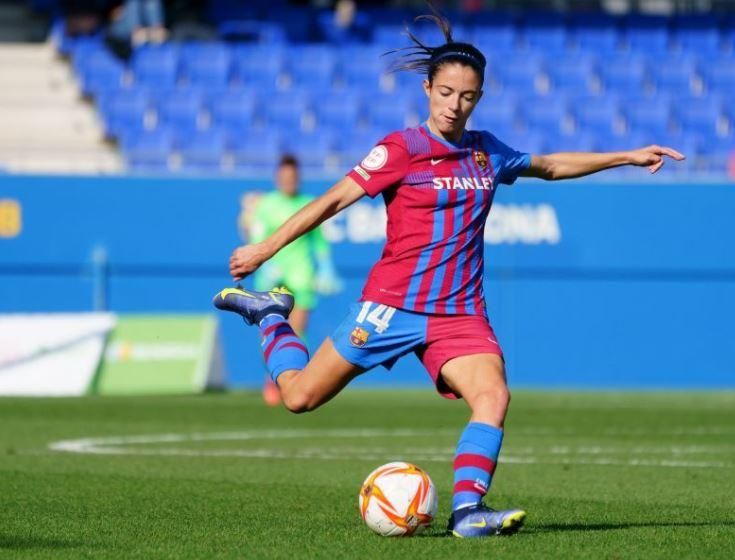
627, 145, 686, 174
229, 242, 272, 281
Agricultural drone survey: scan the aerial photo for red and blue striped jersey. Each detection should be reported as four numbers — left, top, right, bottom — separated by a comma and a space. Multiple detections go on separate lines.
347, 124, 530, 316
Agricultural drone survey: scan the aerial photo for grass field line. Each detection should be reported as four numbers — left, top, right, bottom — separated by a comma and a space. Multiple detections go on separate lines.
46, 429, 733, 469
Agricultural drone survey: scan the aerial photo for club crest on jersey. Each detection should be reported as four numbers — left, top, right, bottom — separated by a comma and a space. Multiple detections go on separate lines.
350, 326, 370, 347
474, 150, 488, 168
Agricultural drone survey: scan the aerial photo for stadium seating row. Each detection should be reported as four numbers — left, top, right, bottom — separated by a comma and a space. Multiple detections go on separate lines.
73, 41, 735, 101
98, 85, 733, 141
55, 12, 735, 176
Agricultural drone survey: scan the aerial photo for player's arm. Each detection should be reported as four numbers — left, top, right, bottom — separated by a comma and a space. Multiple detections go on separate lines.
522, 145, 685, 181
229, 177, 365, 281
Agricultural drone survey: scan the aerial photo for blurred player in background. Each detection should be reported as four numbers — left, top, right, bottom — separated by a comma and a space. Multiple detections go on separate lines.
215, 2, 684, 539
239, 154, 341, 405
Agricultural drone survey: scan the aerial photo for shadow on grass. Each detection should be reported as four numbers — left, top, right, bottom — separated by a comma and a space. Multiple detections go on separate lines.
0, 535, 83, 550
410, 519, 735, 538
530, 520, 735, 533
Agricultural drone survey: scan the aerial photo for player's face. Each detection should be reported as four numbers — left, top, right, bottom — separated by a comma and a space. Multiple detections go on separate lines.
276, 164, 299, 196
423, 62, 483, 142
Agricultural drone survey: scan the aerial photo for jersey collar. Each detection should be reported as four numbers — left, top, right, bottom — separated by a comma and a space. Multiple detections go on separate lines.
421, 122, 468, 150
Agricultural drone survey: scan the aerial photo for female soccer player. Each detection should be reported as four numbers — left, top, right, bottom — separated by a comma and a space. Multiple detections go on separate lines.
214, 9, 684, 538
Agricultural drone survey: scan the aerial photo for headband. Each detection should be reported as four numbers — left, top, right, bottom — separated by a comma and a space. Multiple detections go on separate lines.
429, 42, 486, 72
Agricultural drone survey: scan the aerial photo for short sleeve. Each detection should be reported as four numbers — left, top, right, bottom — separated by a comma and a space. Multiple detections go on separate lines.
346, 133, 410, 198
484, 132, 531, 185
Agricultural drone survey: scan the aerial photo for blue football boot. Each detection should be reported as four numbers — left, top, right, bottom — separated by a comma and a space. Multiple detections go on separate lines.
212, 286, 294, 326
447, 504, 527, 538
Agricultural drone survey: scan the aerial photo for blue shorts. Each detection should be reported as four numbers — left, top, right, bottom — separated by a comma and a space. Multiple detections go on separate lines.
330, 301, 503, 399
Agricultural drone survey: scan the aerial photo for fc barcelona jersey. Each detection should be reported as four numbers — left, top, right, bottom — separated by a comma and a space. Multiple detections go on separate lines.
346, 124, 530, 316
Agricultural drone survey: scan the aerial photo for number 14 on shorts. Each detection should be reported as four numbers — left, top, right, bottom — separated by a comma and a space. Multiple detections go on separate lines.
356, 302, 396, 334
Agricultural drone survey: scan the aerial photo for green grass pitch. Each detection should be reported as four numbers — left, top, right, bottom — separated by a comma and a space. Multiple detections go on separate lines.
1, 390, 734, 559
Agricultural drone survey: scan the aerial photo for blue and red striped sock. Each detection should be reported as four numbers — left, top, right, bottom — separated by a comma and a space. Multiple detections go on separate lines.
452, 422, 503, 511
259, 315, 309, 384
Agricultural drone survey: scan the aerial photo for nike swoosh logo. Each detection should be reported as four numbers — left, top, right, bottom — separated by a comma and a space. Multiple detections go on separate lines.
430, 158, 445, 166
219, 288, 254, 299
468, 519, 487, 528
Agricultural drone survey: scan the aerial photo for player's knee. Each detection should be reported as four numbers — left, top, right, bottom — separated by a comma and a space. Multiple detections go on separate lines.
281, 389, 318, 414
472, 385, 511, 416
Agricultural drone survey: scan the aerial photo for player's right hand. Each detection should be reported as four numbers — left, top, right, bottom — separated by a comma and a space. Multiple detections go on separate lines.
229, 243, 271, 281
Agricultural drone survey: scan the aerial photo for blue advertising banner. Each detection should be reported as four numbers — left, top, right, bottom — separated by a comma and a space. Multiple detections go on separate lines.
1, 174, 733, 388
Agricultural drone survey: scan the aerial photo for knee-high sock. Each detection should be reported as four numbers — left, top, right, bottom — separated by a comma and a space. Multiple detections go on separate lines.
452, 422, 503, 511
259, 315, 309, 384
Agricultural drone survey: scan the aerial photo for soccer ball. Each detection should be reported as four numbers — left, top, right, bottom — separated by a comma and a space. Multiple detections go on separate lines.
358, 461, 438, 537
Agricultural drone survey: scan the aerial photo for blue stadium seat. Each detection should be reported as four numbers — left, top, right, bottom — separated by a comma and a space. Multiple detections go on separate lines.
231, 44, 285, 91
338, 45, 388, 91
473, 26, 518, 56
573, 95, 622, 136
264, 93, 311, 132
521, 13, 569, 53
287, 45, 338, 89
568, 13, 622, 53
178, 129, 226, 173
79, 53, 126, 99
672, 14, 722, 54
230, 131, 282, 172
520, 96, 569, 133
366, 93, 420, 133
599, 131, 643, 151
724, 15, 735, 51
675, 98, 724, 138
156, 89, 205, 134
599, 55, 649, 94
491, 56, 547, 94
132, 45, 179, 89
470, 94, 518, 132
179, 42, 232, 89
501, 131, 546, 155
316, 92, 363, 129
281, 131, 335, 171
99, 87, 152, 140
122, 129, 173, 173
549, 132, 599, 152
372, 25, 410, 50
546, 57, 598, 95
624, 15, 671, 53
625, 99, 673, 137
703, 58, 735, 95
650, 56, 699, 95
208, 91, 257, 140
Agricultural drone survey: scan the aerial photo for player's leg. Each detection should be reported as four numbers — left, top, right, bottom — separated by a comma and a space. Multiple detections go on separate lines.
276, 337, 362, 413
214, 286, 361, 412
264, 275, 315, 405
289, 307, 309, 335
262, 304, 309, 407
440, 353, 526, 537
418, 315, 524, 538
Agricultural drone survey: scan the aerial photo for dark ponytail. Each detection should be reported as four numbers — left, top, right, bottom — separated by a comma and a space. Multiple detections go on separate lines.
387, 1, 486, 85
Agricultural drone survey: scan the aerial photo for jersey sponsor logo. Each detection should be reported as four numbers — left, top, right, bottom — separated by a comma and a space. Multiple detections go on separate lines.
350, 326, 370, 347
430, 157, 446, 166
473, 150, 488, 168
353, 165, 371, 181
432, 177, 493, 190
361, 145, 388, 171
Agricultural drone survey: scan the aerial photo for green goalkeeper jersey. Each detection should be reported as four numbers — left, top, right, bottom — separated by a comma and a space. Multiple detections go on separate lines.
247, 191, 330, 309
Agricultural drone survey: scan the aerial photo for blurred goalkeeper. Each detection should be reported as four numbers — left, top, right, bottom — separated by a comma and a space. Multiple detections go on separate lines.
239, 154, 341, 405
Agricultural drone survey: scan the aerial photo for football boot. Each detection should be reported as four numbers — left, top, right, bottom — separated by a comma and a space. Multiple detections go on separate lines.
212, 286, 294, 326
447, 503, 526, 538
